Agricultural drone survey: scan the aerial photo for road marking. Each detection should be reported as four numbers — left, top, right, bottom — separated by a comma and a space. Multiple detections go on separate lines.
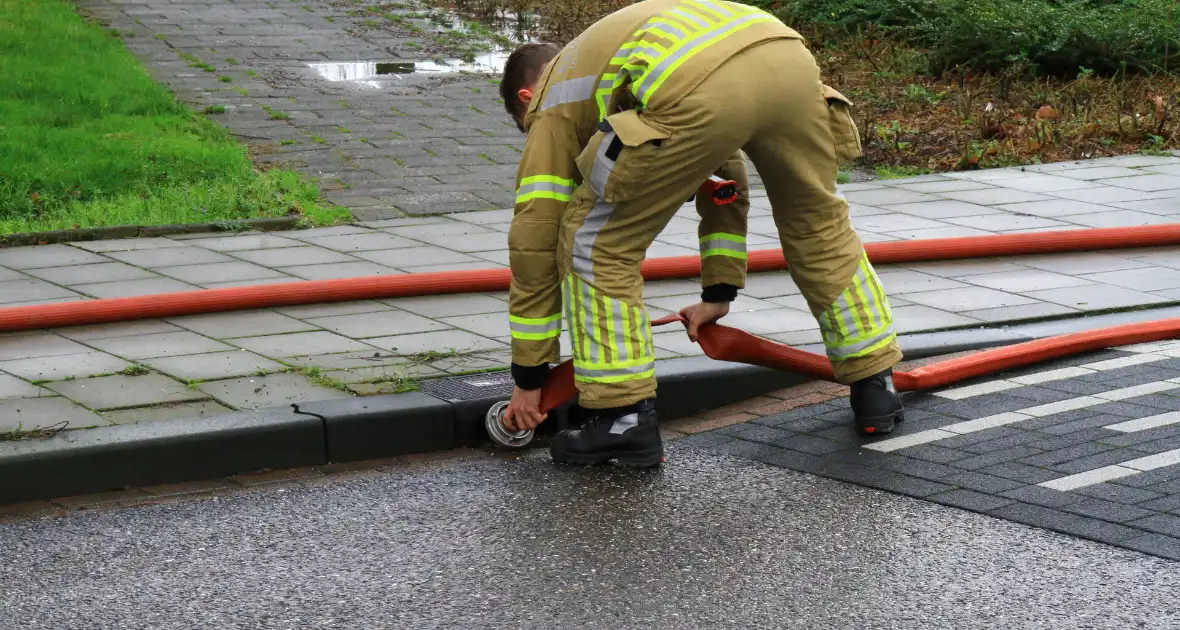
862, 429, 957, 452
869, 379, 1180, 452
1122, 341, 1180, 354
933, 380, 1021, 400
1039, 448, 1180, 491
931, 353, 1168, 401
1105, 411, 1180, 433
1039, 465, 1141, 491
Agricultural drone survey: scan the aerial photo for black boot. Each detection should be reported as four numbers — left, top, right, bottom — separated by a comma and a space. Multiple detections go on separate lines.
851, 368, 905, 435
549, 398, 664, 468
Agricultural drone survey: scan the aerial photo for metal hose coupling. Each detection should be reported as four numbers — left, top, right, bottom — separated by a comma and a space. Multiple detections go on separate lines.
484, 400, 534, 448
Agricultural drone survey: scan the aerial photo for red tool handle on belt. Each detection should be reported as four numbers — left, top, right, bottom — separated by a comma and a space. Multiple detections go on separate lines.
700, 174, 738, 205
535, 313, 1180, 414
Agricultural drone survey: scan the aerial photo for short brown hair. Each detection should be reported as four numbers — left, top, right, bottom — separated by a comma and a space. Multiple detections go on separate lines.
500, 42, 560, 131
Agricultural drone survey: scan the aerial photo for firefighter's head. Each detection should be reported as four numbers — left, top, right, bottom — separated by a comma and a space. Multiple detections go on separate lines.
501, 42, 559, 132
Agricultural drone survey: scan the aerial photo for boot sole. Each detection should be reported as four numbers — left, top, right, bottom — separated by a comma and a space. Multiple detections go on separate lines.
857, 409, 905, 435
550, 445, 665, 468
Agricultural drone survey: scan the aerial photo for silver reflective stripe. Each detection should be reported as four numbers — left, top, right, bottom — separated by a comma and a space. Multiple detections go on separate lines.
580, 277, 600, 364
637, 12, 769, 102
572, 199, 615, 283
645, 21, 686, 40
609, 413, 639, 434
516, 179, 574, 199
540, 75, 597, 111
588, 130, 616, 196
613, 300, 629, 364
826, 324, 896, 360
700, 237, 746, 254
509, 318, 561, 336
670, 8, 710, 29
575, 361, 656, 380
632, 43, 664, 62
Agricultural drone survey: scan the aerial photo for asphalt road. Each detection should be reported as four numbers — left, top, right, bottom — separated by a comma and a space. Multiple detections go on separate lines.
2, 444, 1179, 630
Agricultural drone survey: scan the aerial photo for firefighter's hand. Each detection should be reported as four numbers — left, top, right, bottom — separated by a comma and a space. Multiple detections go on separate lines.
679, 301, 730, 342
503, 386, 547, 432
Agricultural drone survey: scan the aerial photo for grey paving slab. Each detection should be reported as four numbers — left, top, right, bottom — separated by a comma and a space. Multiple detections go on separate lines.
299, 232, 421, 252
280, 261, 400, 280
992, 199, 1119, 218
166, 310, 317, 339
900, 259, 1032, 278
900, 287, 1040, 312
364, 330, 508, 356
71, 277, 197, 299
876, 269, 970, 294
322, 362, 444, 385
0, 374, 49, 399
227, 331, 377, 357
227, 246, 360, 267
182, 234, 304, 252
23, 262, 158, 286
397, 261, 506, 273
104, 246, 238, 267
306, 310, 449, 338
281, 351, 407, 371
0, 245, 110, 270
273, 226, 370, 239
961, 302, 1080, 323
275, 300, 392, 319
70, 237, 186, 253
386, 294, 507, 318
383, 222, 501, 239
1111, 197, 1180, 214
889, 304, 981, 333
1056, 166, 1151, 180
0, 267, 26, 282
1100, 175, 1180, 192
0, 333, 94, 362
45, 373, 208, 411
1050, 187, 1176, 204
435, 312, 513, 338
197, 371, 356, 410
947, 214, 1072, 231
1063, 210, 1179, 228
0, 351, 131, 382
889, 180, 995, 193
1081, 267, 1180, 292
881, 200, 1000, 219
1005, 252, 1152, 275
154, 261, 289, 285
0, 396, 104, 432
999, 174, 1103, 193
883, 226, 996, 240
939, 188, 1055, 205
1023, 285, 1172, 311
199, 278, 305, 290
102, 400, 236, 425
143, 351, 287, 381
956, 269, 1096, 293
708, 307, 818, 335
851, 213, 950, 234
842, 189, 937, 206
86, 331, 235, 360
0, 279, 82, 303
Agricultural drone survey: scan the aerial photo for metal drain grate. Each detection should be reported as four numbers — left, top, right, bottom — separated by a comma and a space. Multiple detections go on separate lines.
419, 371, 515, 401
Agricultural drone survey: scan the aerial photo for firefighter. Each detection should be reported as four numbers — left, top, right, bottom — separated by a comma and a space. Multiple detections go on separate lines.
499, 0, 904, 467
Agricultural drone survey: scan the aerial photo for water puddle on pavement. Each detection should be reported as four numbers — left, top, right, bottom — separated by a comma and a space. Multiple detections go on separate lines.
309, 52, 509, 87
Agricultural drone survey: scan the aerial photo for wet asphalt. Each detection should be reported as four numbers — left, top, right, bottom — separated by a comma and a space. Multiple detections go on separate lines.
2, 443, 1179, 630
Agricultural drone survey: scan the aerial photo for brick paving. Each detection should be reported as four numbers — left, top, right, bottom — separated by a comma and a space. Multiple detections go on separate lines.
676, 341, 1180, 560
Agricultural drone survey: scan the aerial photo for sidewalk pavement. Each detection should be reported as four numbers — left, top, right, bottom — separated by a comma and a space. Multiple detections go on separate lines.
1, 155, 1180, 431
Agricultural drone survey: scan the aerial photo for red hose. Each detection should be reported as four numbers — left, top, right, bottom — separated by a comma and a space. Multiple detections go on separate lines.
4, 224, 1180, 398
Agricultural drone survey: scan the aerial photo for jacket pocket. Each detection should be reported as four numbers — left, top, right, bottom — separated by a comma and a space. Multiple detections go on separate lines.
575, 109, 671, 203
822, 84, 863, 164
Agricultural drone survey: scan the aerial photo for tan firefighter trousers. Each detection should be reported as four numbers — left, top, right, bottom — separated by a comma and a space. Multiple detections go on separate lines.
558, 37, 903, 410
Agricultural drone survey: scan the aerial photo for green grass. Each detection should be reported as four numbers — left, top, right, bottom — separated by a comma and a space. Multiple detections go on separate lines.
0, 0, 349, 234
873, 165, 934, 180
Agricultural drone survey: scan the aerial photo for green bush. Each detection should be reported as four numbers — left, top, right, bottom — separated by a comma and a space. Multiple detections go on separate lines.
773, 0, 1180, 77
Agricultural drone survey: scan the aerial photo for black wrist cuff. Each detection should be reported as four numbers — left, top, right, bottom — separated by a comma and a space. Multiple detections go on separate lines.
702, 283, 739, 303
511, 362, 550, 390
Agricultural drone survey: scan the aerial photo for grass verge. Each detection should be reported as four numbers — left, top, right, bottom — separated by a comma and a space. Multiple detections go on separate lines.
0, 0, 350, 235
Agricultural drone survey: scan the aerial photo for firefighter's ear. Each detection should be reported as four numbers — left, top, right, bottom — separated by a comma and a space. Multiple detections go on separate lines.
517, 87, 533, 106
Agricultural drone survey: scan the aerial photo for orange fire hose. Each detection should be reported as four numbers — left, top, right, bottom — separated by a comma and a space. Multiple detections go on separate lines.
3, 223, 1180, 398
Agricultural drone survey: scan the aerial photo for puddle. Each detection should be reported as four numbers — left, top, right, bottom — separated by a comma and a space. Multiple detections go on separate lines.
309, 51, 510, 86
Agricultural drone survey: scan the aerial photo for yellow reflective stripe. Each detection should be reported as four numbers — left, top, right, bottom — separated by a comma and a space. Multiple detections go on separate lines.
637, 12, 776, 105
519, 175, 574, 187
603, 292, 616, 364
701, 249, 747, 259
828, 330, 897, 361
574, 368, 656, 384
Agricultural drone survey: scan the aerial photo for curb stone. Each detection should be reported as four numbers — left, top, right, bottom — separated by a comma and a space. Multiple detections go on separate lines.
7, 306, 1180, 505
0, 216, 303, 248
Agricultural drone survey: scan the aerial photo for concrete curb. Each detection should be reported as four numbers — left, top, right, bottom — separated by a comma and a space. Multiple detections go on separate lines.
0, 216, 301, 248
6, 305, 1180, 505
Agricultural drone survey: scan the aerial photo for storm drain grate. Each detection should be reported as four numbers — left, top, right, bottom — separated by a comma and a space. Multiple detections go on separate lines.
419, 371, 515, 401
